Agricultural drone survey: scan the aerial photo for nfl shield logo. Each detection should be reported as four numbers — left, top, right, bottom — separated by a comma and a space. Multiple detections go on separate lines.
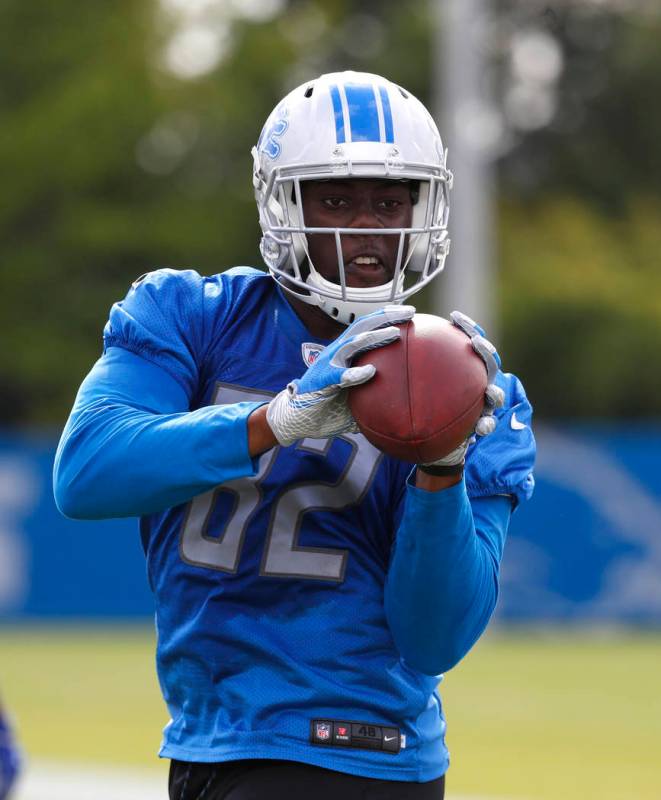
315, 722, 331, 740
302, 342, 325, 367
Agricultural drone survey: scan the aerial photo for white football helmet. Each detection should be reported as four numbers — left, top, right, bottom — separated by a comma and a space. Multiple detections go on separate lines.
252, 71, 452, 325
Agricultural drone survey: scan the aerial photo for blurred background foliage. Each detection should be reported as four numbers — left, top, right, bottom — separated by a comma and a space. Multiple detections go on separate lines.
1, 0, 659, 425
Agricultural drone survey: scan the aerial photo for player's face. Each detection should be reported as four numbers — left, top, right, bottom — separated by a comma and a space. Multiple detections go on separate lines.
300, 179, 414, 288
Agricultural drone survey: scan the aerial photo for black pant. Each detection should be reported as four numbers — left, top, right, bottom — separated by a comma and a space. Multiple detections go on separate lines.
169, 759, 445, 800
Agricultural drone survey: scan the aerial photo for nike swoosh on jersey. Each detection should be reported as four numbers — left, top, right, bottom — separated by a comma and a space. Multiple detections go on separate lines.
384, 736, 397, 742
510, 411, 527, 430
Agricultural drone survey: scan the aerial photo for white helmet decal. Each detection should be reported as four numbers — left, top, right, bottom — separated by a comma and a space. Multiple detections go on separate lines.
252, 71, 452, 325
257, 104, 289, 160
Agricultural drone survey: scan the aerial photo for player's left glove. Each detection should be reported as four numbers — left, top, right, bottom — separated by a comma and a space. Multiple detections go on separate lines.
418, 310, 505, 474
267, 305, 416, 446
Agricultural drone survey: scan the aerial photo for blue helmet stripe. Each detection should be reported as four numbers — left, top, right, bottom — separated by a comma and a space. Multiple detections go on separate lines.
344, 84, 380, 143
378, 86, 394, 143
329, 84, 346, 144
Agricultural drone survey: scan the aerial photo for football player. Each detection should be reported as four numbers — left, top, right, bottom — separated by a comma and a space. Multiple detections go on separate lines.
0, 702, 20, 800
54, 72, 535, 800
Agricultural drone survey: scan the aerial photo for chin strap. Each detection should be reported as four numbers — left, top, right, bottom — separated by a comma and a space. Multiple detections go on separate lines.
306, 270, 406, 326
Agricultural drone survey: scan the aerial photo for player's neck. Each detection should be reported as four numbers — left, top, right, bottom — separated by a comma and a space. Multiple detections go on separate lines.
285, 294, 347, 341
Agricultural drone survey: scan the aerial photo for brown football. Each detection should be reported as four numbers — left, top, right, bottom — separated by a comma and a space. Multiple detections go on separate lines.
348, 313, 487, 463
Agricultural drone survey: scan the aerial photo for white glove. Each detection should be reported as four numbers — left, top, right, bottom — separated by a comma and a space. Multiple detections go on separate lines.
419, 310, 505, 471
267, 305, 416, 446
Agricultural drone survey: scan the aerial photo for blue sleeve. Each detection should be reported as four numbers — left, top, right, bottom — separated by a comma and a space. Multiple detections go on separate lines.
54, 269, 266, 519
54, 347, 262, 519
465, 371, 536, 506
102, 268, 210, 397
384, 479, 511, 676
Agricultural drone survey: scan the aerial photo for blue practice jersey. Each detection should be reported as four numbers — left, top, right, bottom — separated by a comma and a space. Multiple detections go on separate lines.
65, 267, 534, 781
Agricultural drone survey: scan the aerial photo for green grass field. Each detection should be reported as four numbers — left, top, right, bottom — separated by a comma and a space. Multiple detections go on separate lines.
1, 626, 660, 799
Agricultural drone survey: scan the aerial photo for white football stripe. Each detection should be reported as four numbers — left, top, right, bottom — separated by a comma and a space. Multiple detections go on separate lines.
13, 760, 165, 800
12, 759, 523, 800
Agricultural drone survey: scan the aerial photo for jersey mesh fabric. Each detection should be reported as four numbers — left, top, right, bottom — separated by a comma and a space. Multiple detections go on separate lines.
103, 267, 535, 782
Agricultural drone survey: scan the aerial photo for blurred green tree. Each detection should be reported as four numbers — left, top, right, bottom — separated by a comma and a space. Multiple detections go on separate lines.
495, 3, 661, 417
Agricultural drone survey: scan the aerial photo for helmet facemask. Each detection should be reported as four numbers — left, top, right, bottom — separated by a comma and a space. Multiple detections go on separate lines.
254, 160, 451, 325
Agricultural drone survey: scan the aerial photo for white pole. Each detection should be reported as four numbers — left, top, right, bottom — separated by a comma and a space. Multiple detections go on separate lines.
431, 0, 497, 338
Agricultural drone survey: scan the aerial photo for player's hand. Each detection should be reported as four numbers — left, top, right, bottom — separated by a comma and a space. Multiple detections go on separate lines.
419, 310, 504, 471
267, 305, 416, 446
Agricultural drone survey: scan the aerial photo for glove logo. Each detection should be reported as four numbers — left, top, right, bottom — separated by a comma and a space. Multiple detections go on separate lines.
510, 411, 527, 431
302, 342, 325, 367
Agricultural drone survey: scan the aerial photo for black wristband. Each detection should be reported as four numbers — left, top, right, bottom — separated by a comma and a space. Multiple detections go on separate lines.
417, 462, 465, 477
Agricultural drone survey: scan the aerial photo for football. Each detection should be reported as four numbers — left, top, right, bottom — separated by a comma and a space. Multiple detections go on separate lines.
348, 313, 487, 463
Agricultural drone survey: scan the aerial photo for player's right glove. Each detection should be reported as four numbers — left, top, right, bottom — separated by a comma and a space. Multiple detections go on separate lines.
267, 305, 415, 446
